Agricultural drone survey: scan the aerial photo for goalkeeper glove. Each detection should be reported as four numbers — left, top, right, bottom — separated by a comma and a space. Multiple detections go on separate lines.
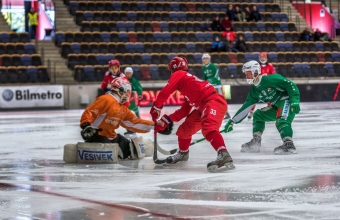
80, 122, 102, 141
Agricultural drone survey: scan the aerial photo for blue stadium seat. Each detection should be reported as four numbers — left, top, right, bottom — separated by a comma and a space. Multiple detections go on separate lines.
96, 54, 106, 65
257, 4, 265, 12
257, 23, 265, 32
302, 63, 311, 77
21, 55, 31, 66
186, 43, 195, 53
0, 32, 10, 43
196, 32, 205, 42
150, 65, 159, 80
272, 13, 280, 22
284, 42, 293, 52
204, 32, 213, 42
24, 43, 36, 54
276, 42, 285, 51
127, 12, 137, 21
170, 3, 179, 11
244, 32, 253, 41
69, 2, 78, 15
84, 66, 95, 81
154, 32, 163, 42
105, 54, 114, 63
245, 53, 253, 62
131, 65, 141, 80
126, 22, 135, 32
294, 63, 303, 77
178, 12, 186, 21
113, 2, 121, 10
84, 11, 93, 21
280, 13, 289, 22
194, 53, 202, 63
280, 23, 288, 32
315, 42, 324, 51
268, 52, 278, 62
125, 43, 136, 53
170, 12, 178, 21
325, 62, 335, 76
118, 32, 128, 42
227, 64, 237, 78
332, 52, 340, 62
101, 32, 110, 42
142, 53, 151, 64
168, 53, 176, 60
71, 43, 81, 54
117, 22, 127, 32
137, 2, 146, 11
163, 32, 171, 42
276, 32, 285, 41
160, 22, 169, 32
54, 32, 65, 46
27, 66, 38, 82
135, 43, 144, 53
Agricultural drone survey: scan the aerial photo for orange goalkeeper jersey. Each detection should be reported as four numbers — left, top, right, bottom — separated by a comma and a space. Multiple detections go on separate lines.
80, 93, 153, 139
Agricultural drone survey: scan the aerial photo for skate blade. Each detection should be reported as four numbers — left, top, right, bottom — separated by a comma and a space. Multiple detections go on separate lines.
207, 163, 236, 173
274, 149, 297, 155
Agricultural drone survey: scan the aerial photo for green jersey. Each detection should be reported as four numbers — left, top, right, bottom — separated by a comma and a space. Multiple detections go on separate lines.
128, 76, 143, 96
202, 63, 222, 87
232, 74, 300, 123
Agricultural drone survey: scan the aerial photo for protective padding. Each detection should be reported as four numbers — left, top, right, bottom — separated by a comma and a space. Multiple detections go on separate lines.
141, 138, 155, 157
131, 137, 146, 159
64, 142, 120, 164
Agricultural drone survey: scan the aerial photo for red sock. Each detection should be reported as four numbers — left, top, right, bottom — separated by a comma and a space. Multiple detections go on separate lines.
205, 130, 227, 152
178, 137, 192, 152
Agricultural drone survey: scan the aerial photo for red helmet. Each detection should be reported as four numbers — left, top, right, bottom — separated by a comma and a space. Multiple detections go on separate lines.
168, 56, 188, 73
259, 52, 268, 64
108, 59, 120, 67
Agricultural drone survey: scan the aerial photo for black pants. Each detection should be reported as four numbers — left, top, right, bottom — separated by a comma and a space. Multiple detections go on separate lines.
29, 25, 37, 39
87, 134, 131, 159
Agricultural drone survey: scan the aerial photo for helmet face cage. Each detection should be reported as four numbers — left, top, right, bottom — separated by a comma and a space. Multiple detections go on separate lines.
259, 52, 267, 64
110, 78, 132, 103
168, 56, 188, 74
242, 61, 261, 85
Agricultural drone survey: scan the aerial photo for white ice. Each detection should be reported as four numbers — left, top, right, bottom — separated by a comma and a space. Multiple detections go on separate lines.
0, 102, 340, 220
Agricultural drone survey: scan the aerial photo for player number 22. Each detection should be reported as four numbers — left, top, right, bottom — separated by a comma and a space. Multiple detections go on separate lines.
210, 109, 216, 115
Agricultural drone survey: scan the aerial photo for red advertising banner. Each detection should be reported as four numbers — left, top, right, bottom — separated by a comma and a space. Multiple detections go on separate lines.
131, 88, 185, 107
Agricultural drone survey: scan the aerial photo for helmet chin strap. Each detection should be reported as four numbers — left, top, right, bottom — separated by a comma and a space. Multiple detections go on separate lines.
110, 91, 126, 104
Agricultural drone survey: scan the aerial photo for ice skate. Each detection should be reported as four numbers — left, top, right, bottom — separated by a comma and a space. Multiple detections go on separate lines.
166, 150, 189, 164
207, 150, 235, 172
274, 141, 297, 155
224, 112, 231, 120
241, 133, 261, 153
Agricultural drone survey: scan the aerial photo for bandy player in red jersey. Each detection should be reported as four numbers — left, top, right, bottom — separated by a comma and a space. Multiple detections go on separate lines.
150, 56, 235, 172
101, 59, 126, 92
247, 52, 277, 119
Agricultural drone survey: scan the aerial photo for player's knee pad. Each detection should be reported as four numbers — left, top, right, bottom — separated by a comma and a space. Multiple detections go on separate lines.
129, 137, 154, 159
63, 142, 120, 164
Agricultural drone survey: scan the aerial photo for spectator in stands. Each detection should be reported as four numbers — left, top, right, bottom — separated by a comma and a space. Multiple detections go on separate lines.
226, 4, 236, 21
211, 16, 222, 32
314, 28, 330, 41
27, 8, 38, 39
222, 30, 236, 42
221, 15, 233, 32
234, 6, 246, 22
250, 5, 262, 22
202, 19, 212, 31
224, 35, 238, 52
235, 35, 247, 52
210, 36, 225, 52
244, 6, 251, 22
300, 27, 314, 41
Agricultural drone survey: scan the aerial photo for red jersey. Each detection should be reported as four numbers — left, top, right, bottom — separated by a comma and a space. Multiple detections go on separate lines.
101, 71, 126, 92
260, 63, 276, 75
153, 70, 216, 122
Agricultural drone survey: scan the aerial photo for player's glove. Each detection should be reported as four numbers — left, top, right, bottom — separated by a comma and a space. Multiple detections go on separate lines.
150, 105, 162, 122
138, 95, 143, 101
80, 122, 102, 141
155, 115, 173, 135
290, 102, 300, 114
223, 119, 234, 133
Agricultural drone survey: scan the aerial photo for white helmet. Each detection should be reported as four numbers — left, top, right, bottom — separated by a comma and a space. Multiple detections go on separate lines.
110, 77, 132, 104
242, 60, 261, 85
124, 67, 133, 74
202, 53, 211, 65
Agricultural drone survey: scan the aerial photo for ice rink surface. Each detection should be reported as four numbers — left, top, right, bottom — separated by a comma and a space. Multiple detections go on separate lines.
0, 102, 340, 220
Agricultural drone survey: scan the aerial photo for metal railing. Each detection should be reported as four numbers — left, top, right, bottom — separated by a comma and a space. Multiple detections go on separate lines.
287, 6, 292, 23
295, 15, 300, 32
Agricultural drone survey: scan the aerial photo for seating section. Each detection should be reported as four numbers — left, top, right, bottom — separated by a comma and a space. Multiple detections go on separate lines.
0, 66, 50, 83
69, 2, 279, 15
0, 32, 50, 84
57, 0, 340, 82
